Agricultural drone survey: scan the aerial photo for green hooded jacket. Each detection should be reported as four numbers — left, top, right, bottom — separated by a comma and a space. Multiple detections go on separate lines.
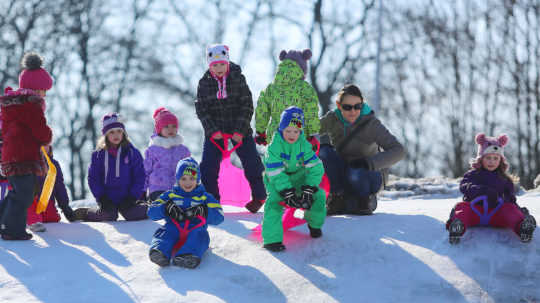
255, 59, 320, 140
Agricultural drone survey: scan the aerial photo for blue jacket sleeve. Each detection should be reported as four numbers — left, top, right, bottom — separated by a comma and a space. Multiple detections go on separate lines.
204, 193, 224, 226
147, 191, 170, 221
87, 151, 105, 200
51, 159, 70, 210
129, 147, 145, 199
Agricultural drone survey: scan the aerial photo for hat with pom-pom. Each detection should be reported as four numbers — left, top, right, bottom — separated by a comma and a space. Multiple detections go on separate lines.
153, 107, 178, 135
175, 157, 200, 184
102, 113, 125, 135
279, 49, 312, 76
18, 52, 53, 91
206, 44, 230, 67
278, 106, 305, 134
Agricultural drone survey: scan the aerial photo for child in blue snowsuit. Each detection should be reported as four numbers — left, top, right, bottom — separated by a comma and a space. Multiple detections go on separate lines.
148, 157, 224, 268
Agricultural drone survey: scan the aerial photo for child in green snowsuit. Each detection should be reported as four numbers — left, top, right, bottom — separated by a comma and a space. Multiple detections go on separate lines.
262, 106, 326, 252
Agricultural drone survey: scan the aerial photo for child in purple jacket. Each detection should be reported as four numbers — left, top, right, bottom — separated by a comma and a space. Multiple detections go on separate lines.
72, 113, 147, 222
446, 133, 536, 244
144, 107, 191, 201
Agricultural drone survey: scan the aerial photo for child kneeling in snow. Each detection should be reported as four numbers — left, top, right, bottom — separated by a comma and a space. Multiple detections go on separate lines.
148, 158, 224, 268
446, 133, 536, 244
262, 106, 326, 252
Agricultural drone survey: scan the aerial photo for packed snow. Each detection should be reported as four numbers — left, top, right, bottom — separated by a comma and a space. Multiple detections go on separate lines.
1, 183, 539, 303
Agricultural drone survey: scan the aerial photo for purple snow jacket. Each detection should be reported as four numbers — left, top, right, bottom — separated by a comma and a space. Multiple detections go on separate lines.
88, 143, 145, 205
460, 168, 517, 204
144, 134, 191, 194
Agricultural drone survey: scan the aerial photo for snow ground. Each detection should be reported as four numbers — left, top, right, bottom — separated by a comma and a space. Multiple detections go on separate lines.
1, 192, 539, 303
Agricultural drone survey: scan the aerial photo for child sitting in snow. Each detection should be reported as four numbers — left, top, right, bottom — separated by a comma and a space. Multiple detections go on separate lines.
262, 106, 326, 252
446, 133, 536, 244
27, 145, 75, 232
195, 44, 266, 213
144, 107, 190, 201
147, 157, 224, 268
0, 52, 53, 240
72, 113, 147, 222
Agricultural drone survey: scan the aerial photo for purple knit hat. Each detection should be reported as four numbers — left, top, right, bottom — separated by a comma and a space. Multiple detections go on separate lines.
18, 52, 53, 91
102, 113, 125, 135
471, 133, 509, 169
279, 49, 312, 77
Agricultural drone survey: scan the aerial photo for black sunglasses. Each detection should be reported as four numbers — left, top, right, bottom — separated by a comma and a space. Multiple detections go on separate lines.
341, 103, 363, 111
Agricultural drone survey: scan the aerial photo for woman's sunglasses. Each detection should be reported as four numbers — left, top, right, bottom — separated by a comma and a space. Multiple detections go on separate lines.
341, 103, 363, 111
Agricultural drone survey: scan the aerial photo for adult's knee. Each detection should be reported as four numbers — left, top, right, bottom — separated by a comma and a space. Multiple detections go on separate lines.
347, 169, 371, 196
318, 145, 335, 162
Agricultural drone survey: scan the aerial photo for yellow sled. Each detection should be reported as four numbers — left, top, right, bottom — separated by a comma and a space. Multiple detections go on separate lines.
36, 146, 57, 214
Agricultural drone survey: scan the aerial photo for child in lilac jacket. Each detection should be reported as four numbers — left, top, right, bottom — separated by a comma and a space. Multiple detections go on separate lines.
144, 107, 191, 201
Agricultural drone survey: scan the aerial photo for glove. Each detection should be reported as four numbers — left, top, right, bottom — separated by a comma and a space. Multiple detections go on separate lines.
254, 132, 267, 146
307, 136, 319, 152
279, 188, 299, 208
184, 204, 208, 220
349, 158, 371, 170
165, 201, 185, 222
61, 207, 76, 222
485, 189, 499, 208
299, 185, 318, 210
97, 196, 115, 211
140, 191, 148, 201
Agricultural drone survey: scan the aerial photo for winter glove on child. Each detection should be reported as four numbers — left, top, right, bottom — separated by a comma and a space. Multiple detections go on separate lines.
307, 136, 320, 152
349, 158, 371, 170
165, 201, 185, 222
254, 132, 268, 146
279, 188, 300, 208
184, 204, 208, 220
299, 185, 318, 210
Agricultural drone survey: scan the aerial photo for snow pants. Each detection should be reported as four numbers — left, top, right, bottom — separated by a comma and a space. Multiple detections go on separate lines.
27, 196, 61, 225
262, 172, 326, 245
449, 201, 525, 235
85, 200, 147, 222
0, 174, 36, 237
150, 222, 209, 259
200, 136, 266, 201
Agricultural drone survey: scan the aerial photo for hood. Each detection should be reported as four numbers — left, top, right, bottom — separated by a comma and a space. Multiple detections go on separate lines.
273, 59, 305, 86
148, 134, 184, 149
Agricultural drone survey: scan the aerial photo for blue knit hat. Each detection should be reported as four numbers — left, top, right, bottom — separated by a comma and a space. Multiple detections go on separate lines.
175, 157, 201, 184
278, 106, 304, 134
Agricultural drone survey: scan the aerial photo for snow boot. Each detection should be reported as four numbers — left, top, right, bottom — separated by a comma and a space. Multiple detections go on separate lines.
28, 222, 46, 232
73, 208, 89, 221
519, 215, 536, 243
264, 242, 286, 252
172, 254, 201, 269
149, 249, 170, 267
448, 219, 465, 244
245, 199, 264, 213
308, 225, 322, 238
326, 192, 346, 215
1, 231, 33, 241
350, 194, 377, 215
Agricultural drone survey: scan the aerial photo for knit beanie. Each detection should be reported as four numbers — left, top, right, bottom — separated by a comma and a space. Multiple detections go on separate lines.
206, 44, 230, 67
18, 52, 53, 91
278, 106, 305, 134
175, 157, 201, 184
102, 113, 125, 135
471, 133, 509, 170
153, 107, 178, 135
279, 49, 312, 77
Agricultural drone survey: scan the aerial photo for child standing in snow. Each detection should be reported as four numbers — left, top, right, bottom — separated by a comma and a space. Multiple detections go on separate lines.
446, 133, 536, 244
27, 145, 75, 232
72, 113, 147, 222
262, 107, 326, 252
0, 52, 53, 240
144, 107, 191, 201
148, 157, 224, 268
195, 44, 266, 213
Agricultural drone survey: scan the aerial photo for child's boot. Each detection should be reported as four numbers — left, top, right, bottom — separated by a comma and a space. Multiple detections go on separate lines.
172, 254, 201, 269
448, 219, 465, 244
1, 231, 33, 241
149, 249, 170, 267
326, 192, 345, 215
264, 242, 286, 252
245, 199, 264, 213
519, 215, 536, 243
308, 225, 322, 238
73, 208, 89, 221
28, 222, 46, 232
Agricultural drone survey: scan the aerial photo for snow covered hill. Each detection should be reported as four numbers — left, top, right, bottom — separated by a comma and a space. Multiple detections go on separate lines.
1, 193, 539, 303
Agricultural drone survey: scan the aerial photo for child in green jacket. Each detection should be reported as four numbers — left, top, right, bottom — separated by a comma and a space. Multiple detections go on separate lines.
262, 106, 326, 252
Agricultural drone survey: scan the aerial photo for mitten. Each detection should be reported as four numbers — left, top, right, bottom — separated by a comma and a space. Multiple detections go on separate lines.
279, 188, 299, 208
165, 201, 184, 222
349, 158, 370, 170
184, 204, 208, 220
299, 185, 318, 210
254, 132, 267, 146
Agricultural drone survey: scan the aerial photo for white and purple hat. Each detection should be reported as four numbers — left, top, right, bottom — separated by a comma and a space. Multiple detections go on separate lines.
206, 44, 230, 67
102, 113, 125, 135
